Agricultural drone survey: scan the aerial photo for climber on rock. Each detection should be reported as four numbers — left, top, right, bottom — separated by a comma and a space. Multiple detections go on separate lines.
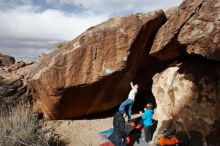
119, 82, 138, 121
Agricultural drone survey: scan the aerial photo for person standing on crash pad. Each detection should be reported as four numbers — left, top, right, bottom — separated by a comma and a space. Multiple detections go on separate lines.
141, 103, 154, 143
108, 110, 127, 146
119, 82, 138, 121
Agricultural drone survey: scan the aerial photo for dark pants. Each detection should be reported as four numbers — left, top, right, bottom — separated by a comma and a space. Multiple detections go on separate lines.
144, 125, 152, 142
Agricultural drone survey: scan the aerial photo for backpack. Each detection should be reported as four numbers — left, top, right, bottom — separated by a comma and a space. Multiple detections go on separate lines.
159, 136, 187, 146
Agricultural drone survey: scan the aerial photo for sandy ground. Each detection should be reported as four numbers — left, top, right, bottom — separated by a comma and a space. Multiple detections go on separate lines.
43, 114, 143, 146
44, 117, 113, 146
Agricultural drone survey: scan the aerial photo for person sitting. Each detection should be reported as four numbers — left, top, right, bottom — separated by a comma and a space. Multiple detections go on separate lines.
118, 82, 138, 121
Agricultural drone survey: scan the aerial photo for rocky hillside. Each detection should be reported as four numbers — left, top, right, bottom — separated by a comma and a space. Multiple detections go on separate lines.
28, 0, 220, 145
0, 59, 36, 107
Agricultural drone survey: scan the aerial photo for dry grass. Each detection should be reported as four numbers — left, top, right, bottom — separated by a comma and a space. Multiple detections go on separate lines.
0, 103, 60, 146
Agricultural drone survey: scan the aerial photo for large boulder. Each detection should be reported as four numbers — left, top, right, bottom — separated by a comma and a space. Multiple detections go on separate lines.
178, 0, 220, 60
150, 0, 220, 61
30, 11, 166, 119
152, 58, 220, 146
0, 53, 15, 67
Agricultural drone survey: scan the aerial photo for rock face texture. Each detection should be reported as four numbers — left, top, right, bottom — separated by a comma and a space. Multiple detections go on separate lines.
150, 0, 220, 61
152, 58, 220, 146
30, 11, 166, 119
0, 53, 15, 67
179, 0, 220, 60
0, 61, 36, 107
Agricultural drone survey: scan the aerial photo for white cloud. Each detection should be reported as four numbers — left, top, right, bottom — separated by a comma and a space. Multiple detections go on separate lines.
0, 0, 183, 61
44, 0, 183, 16
0, 7, 108, 41
0, 47, 52, 61
0, 39, 57, 61
0, 4, 108, 61
0, 0, 32, 6
0, 0, 183, 41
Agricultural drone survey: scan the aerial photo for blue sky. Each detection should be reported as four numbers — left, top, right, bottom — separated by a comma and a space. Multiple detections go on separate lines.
0, 0, 182, 61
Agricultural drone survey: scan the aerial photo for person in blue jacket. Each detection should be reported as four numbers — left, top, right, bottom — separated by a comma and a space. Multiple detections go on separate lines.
141, 103, 154, 143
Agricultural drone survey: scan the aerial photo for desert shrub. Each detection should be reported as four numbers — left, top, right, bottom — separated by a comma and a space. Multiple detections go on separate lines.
0, 103, 60, 146
56, 41, 67, 49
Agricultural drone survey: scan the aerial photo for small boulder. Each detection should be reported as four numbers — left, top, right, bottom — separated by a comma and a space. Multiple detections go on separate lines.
0, 53, 15, 67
